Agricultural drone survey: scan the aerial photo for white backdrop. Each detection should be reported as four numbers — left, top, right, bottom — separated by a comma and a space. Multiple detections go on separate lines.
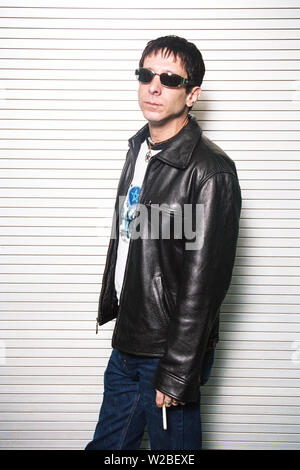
0, 0, 300, 450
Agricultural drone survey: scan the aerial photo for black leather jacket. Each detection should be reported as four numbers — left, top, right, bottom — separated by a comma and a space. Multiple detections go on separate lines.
96, 115, 241, 403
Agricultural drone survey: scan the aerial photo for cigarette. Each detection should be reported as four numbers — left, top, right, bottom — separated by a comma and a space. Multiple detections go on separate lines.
162, 403, 167, 430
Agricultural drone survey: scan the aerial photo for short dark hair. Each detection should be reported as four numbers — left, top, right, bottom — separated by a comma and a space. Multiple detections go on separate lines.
139, 35, 205, 92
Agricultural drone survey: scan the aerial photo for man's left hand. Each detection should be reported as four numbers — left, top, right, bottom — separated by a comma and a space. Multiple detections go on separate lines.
155, 389, 185, 407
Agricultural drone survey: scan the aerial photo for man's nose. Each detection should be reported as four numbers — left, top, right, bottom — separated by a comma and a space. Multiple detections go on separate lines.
148, 74, 162, 94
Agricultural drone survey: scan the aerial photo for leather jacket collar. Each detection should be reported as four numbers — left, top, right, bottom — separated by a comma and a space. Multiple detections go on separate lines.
128, 114, 202, 170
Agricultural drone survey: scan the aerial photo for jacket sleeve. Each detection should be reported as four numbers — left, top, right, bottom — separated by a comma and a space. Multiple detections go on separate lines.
151, 170, 242, 402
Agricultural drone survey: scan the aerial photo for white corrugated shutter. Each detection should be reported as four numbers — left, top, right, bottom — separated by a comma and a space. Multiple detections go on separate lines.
0, 0, 300, 450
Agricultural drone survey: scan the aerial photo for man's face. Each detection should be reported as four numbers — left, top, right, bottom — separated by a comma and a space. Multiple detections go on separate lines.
138, 50, 196, 127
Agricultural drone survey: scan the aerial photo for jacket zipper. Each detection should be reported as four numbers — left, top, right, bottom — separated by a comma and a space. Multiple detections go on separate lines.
96, 148, 135, 333
145, 202, 182, 217
111, 153, 157, 341
96, 237, 117, 333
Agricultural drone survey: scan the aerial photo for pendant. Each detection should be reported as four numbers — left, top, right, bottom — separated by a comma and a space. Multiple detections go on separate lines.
145, 150, 152, 162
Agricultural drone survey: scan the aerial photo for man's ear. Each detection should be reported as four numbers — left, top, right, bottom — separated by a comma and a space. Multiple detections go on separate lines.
186, 87, 201, 108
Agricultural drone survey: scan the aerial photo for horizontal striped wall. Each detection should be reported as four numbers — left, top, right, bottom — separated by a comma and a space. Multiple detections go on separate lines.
0, 0, 300, 450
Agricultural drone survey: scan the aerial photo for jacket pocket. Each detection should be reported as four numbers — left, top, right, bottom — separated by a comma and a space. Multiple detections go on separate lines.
153, 275, 170, 327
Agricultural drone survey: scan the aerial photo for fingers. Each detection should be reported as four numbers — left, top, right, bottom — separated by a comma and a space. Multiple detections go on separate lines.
155, 389, 165, 407
165, 398, 172, 407
155, 390, 186, 407
170, 398, 186, 406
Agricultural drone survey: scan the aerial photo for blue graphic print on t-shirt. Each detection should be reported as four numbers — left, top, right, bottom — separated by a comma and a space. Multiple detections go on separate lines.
120, 185, 141, 242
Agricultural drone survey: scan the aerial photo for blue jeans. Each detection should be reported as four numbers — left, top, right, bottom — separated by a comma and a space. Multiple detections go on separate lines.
85, 348, 214, 451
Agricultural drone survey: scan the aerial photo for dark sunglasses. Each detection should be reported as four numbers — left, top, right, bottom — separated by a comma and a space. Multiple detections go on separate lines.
135, 67, 194, 88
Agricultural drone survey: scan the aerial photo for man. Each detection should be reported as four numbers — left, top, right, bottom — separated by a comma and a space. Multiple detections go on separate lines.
85, 35, 241, 450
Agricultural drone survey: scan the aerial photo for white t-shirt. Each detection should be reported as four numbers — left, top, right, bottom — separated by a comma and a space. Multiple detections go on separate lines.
114, 139, 160, 303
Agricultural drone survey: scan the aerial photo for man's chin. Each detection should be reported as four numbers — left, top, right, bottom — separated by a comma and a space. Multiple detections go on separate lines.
142, 110, 165, 125
141, 108, 188, 127
142, 111, 174, 128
